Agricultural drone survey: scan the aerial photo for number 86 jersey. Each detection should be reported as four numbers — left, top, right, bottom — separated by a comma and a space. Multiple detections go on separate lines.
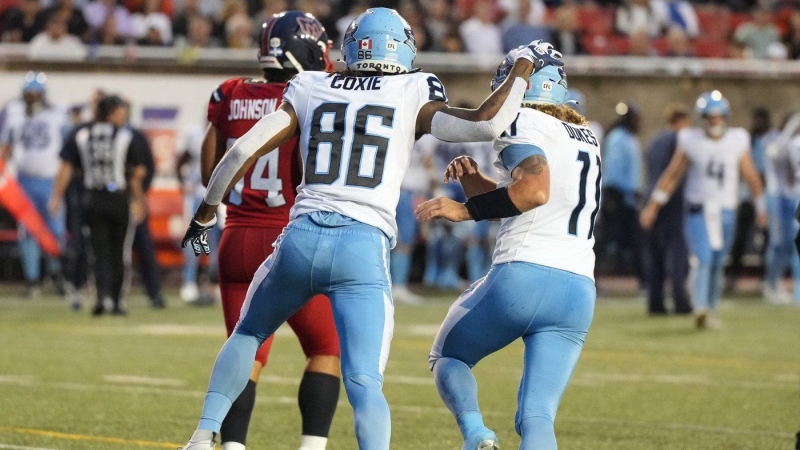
283, 70, 448, 247
492, 108, 602, 281
208, 77, 302, 228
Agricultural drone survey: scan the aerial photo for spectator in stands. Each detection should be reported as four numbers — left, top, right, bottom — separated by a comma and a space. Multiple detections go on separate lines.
643, 104, 692, 315
629, 29, 657, 55
252, 0, 287, 36
616, 0, 669, 37
176, 14, 221, 52
500, 0, 546, 29
399, 0, 433, 52
40, 0, 90, 42
733, 6, 781, 59
83, 0, 134, 41
224, 10, 252, 48
124, 0, 174, 17
97, 13, 127, 45
425, 0, 452, 51
460, 0, 503, 55
549, 3, 587, 55
501, 0, 550, 52
661, 0, 699, 37
28, 11, 88, 60
784, 6, 800, 59
335, 0, 368, 47
132, 0, 172, 45
2, 0, 46, 43
0, 72, 68, 298
442, 26, 465, 52
666, 26, 693, 56
596, 103, 644, 282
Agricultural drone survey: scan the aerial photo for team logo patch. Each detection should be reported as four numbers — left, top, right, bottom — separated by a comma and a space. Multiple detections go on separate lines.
296, 16, 325, 41
386, 41, 397, 51
359, 39, 372, 50
269, 37, 283, 56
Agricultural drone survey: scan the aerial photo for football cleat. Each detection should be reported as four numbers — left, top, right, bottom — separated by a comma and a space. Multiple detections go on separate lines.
179, 431, 217, 450
463, 428, 499, 450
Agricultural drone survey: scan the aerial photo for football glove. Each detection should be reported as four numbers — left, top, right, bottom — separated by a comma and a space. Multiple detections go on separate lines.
508, 41, 564, 73
181, 215, 218, 256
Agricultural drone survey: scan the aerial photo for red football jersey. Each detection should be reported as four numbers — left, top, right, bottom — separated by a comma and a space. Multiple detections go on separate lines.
207, 77, 301, 228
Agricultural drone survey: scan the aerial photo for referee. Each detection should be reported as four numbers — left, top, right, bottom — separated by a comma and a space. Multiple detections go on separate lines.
49, 95, 148, 316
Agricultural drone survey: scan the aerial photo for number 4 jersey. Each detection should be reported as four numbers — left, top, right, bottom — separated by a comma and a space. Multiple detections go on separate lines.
678, 126, 750, 210
283, 71, 448, 246
208, 77, 302, 228
491, 108, 602, 281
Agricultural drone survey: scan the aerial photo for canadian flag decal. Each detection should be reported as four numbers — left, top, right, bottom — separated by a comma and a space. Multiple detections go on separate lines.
359, 39, 372, 50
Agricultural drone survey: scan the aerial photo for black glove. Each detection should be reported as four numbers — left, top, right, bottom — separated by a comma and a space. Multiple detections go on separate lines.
181, 215, 218, 256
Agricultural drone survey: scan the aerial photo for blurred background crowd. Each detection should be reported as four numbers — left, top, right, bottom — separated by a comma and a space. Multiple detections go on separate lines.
1, 67, 799, 313
2, 0, 800, 60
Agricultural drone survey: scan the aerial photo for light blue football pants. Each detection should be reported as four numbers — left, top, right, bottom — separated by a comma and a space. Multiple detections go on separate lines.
197, 212, 394, 449
765, 194, 800, 299
430, 262, 596, 450
683, 209, 736, 312
18, 174, 64, 282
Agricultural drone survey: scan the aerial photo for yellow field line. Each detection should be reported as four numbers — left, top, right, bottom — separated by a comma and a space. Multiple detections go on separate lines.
0, 427, 181, 449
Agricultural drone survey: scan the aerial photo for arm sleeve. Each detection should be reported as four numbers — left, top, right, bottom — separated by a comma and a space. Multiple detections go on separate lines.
128, 129, 154, 189
499, 144, 547, 172
207, 82, 230, 128
430, 77, 527, 143
60, 128, 82, 168
204, 109, 292, 206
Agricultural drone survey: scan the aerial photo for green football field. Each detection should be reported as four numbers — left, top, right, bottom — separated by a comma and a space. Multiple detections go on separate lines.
0, 291, 797, 450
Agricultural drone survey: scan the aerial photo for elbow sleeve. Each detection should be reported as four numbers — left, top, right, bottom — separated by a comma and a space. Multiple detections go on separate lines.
204, 109, 291, 205
430, 77, 527, 143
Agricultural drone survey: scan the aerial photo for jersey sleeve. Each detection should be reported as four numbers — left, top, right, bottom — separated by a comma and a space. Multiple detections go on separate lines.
418, 73, 448, 104
676, 127, 694, 160
60, 127, 82, 168
495, 112, 553, 172
207, 80, 233, 128
282, 73, 311, 121
735, 128, 751, 157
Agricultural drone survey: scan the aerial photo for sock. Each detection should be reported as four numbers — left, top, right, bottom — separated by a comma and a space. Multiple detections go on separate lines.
222, 442, 245, 450
220, 379, 257, 446
433, 357, 485, 439
299, 435, 328, 450
190, 429, 216, 443
298, 371, 340, 437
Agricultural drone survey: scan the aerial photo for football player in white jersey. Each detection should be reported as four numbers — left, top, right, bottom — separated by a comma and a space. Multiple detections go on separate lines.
0, 72, 68, 297
178, 8, 562, 450
417, 60, 601, 450
640, 91, 767, 329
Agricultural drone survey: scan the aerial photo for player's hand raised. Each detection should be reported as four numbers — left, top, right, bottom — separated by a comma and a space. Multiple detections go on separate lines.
182, 215, 218, 256
444, 156, 479, 184
415, 197, 471, 222
508, 41, 564, 73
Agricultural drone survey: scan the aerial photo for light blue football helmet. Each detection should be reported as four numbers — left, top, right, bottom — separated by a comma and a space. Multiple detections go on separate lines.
22, 71, 47, 94
491, 46, 567, 106
695, 90, 730, 117
341, 7, 416, 74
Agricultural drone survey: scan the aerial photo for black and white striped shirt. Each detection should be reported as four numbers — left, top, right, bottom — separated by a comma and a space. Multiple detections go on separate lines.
61, 122, 148, 192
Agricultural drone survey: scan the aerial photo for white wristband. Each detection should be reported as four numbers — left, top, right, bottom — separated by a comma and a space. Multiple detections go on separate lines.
753, 195, 767, 215
651, 189, 670, 205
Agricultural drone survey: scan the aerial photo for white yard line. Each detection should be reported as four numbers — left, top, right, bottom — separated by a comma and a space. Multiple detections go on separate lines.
0, 375, 793, 440
103, 375, 185, 387
0, 444, 60, 450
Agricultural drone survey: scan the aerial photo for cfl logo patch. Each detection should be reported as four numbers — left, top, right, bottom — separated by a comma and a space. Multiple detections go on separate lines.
359, 39, 372, 50
541, 81, 553, 91
386, 41, 397, 51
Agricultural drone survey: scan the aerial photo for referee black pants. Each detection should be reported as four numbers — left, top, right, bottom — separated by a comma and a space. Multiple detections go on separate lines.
85, 190, 132, 310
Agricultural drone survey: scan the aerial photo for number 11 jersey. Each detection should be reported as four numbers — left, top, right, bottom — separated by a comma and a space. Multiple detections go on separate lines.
208, 78, 302, 228
283, 71, 448, 246
491, 108, 602, 280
